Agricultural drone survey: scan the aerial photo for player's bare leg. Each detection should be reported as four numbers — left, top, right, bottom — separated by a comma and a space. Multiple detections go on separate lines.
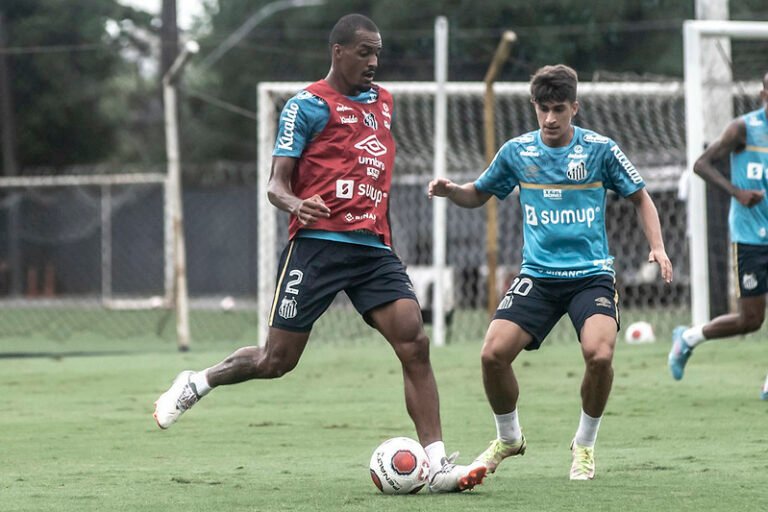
670, 295, 765, 380
207, 328, 311, 385
479, 319, 532, 414
473, 320, 530, 473
571, 314, 617, 480
370, 298, 485, 492
153, 329, 310, 429
702, 295, 765, 339
369, 298, 440, 445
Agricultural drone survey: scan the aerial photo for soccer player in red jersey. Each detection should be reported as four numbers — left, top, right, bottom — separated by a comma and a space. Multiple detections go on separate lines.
153, 13, 485, 493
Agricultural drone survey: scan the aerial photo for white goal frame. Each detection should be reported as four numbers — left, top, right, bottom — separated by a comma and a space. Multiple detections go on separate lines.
684, 20, 768, 326
0, 172, 191, 344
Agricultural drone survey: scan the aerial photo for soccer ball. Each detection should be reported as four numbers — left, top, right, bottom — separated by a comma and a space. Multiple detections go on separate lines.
624, 321, 656, 344
369, 437, 430, 494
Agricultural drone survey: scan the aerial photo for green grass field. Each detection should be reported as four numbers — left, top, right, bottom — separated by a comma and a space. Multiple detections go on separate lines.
2, 331, 768, 512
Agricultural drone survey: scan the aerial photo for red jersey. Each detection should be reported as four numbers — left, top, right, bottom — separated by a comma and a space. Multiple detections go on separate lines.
288, 80, 396, 247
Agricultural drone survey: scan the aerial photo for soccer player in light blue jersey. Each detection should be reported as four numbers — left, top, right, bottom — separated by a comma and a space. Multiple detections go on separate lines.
669, 71, 768, 399
429, 64, 673, 480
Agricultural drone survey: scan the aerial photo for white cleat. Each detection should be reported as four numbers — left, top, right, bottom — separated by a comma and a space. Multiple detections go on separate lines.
428, 453, 487, 493
569, 440, 595, 480
153, 370, 200, 429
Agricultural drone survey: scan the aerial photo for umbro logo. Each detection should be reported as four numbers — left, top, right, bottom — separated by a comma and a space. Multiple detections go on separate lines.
354, 135, 387, 156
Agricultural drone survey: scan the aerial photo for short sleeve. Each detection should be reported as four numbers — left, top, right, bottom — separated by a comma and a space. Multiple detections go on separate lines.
474, 141, 519, 199
272, 93, 330, 158
602, 141, 645, 197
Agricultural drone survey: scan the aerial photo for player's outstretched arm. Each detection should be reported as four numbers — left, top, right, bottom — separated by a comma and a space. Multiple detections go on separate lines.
268, 156, 331, 225
627, 188, 673, 284
694, 119, 765, 208
428, 178, 492, 208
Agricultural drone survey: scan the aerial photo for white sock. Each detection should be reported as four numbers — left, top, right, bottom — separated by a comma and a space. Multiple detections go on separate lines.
494, 409, 523, 443
682, 325, 706, 348
574, 410, 602, 448
424, 441, 447, 476
190, 369, 212, 397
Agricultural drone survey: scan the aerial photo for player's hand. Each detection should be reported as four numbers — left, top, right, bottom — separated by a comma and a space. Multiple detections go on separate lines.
428, 178, 455, 199
648, 248, 673, 284
734, 188, 765, 208
293, 194, 331, 225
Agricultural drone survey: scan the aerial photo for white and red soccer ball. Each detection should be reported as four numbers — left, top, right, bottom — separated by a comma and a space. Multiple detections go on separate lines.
624, 320, 656, 344
369, 437, 430, 494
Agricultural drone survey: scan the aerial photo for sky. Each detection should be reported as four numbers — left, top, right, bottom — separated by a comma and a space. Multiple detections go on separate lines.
117, 0, 209, 30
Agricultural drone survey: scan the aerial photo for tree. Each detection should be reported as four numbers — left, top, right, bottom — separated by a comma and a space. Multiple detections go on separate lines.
1, 0, 155, 170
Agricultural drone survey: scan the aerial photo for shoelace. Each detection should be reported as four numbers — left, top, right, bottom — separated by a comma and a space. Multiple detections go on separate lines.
479, 440, 504, 462
572, 448, 593, 474
176, 382, 200, 411
433, 452, 460, 475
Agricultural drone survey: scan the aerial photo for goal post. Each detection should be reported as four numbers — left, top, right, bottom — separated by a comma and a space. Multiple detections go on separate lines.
683, 20, 768, 326
0, 172, 183, 337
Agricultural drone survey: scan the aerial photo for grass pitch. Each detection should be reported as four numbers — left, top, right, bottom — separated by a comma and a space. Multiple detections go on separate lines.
2, 332, 767, 512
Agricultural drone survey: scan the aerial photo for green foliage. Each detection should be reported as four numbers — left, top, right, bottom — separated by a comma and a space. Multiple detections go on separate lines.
183, 0, 701, 161
1, 0, 156, 168
2, 338, 768, 511
4, 0, 768, 166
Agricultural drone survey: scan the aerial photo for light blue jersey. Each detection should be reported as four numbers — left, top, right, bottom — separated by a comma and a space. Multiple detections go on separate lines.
730, 108, 768, 244
475, 126, 645, 279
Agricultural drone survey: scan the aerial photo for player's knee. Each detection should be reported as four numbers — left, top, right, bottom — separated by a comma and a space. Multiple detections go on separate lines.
393, 331, 430, 364
259, 350, 299, 379
480, 341, 510, 370
741, 312, 764, 334
583, 347, 613, 373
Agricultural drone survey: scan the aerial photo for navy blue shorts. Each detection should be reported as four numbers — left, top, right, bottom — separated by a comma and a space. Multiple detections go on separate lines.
735, 243, 768, 297
268, 238, 418, 332
492, 273, 620, 350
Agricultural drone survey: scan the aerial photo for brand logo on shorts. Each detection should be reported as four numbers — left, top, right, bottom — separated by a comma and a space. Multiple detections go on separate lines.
743, 273, 758, 291
279, 297, 298, 319
594, 297, 612, 308
498, 294, 515, 310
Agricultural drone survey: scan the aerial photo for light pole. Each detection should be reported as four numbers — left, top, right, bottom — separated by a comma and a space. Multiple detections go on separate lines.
163, 40, 198, 351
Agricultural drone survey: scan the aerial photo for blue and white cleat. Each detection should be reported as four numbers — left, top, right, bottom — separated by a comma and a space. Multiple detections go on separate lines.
760, 374, 768, 401
668, 326, 693, 381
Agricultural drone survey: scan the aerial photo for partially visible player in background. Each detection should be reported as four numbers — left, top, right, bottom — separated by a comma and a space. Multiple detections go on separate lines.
153, 13, 485, 493
669, 71, 768, 399
429, 64, 673, 480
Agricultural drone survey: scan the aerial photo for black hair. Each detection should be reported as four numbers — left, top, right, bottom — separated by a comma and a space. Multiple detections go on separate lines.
329, 13, 379, 47
530, 64, 578, 104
